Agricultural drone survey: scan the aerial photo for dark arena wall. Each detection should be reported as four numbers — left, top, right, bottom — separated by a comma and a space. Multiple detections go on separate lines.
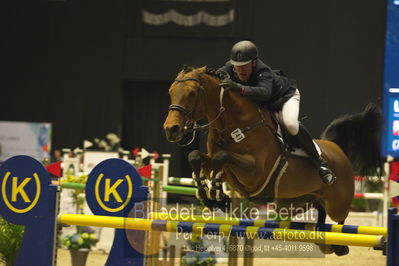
1, 0, 386, 177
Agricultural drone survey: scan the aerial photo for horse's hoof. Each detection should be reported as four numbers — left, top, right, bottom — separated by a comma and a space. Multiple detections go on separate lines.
214, 197, 232, 212
215, 189, 225, 202
201, 198, 218, 210
332, 245, 349, 256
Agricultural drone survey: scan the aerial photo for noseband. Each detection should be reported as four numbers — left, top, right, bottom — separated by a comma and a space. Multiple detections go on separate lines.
167, 77, 206, 146
168, 75, 226, 146
168, 77, 204, 119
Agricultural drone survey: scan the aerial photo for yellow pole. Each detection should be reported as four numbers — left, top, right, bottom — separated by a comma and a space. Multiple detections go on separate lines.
58, 214, 384, 248
149, 212, 387, 236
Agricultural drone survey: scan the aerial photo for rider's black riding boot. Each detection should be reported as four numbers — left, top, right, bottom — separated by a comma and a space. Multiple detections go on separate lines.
294, 125, 336, 185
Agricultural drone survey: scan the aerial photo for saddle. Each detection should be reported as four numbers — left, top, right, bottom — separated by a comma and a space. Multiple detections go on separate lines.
247, 113, 321, 204
270, 112, 322, 158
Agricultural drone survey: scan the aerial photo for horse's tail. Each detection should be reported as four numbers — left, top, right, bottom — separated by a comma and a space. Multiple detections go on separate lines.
321, 103, 384, 177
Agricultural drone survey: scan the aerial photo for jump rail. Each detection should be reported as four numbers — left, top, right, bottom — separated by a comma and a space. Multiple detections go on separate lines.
0, 155, 397, 266
149, 212, 387, 236
58, 213, 385, 248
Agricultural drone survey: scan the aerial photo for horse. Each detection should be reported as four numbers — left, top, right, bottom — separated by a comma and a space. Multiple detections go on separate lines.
163, 65, 383, 256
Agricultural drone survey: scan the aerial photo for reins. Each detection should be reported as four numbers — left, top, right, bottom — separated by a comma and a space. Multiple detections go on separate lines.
168, 71, 275, 147
169, 76, 226, 146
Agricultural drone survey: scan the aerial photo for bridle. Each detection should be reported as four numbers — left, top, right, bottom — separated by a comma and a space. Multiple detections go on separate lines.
168, 77, 204, 126
168, 76, 225, 146
168, 71, 270, 148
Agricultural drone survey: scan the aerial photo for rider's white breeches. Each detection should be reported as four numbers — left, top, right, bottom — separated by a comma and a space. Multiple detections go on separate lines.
279, 89, 300, 135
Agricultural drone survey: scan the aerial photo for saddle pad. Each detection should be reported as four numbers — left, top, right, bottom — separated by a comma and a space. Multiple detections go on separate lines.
274, 113, 322, 157
290, 140, 322, 157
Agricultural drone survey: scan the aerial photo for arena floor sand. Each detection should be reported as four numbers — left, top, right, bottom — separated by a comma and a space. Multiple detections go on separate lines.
56, 246, 386, 266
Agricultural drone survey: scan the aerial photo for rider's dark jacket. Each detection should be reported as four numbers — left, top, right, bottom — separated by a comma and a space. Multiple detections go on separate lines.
218, 59, 297, 111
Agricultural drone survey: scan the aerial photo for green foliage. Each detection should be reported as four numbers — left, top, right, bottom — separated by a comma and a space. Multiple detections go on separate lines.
351, 198, 367, 212
63, 174, 88, 214
62, 226, 98, 251
182, 236, 216, 266
61, 175, 98, 251
182, 251, 216, 266
0, 217, 24, 266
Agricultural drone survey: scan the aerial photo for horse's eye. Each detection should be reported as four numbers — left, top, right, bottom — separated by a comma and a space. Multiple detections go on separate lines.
188, 90, 196, 97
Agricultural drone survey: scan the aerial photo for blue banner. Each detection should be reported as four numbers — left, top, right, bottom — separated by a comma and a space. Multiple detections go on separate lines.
381, 0, 399, 157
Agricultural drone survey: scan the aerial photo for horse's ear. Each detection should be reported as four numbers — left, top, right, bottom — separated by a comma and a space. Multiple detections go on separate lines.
198, 66, 207, 73
182, 64, 189, 71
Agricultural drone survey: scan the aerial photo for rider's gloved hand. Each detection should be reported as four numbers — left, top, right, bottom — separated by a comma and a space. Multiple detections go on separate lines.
219, 79, 243, 93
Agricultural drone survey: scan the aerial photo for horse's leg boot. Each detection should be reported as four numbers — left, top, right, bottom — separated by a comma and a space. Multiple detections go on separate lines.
209, 171, 226, 201
295, 125, 336, 185
192, 170, 209, 201
188, 150, 210, 201
209, 151, 230, 201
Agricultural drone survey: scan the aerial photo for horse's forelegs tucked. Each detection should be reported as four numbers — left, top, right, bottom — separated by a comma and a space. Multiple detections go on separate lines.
188, 150, 211, 201
208, 150, 230, 201
206, 150, 255, 200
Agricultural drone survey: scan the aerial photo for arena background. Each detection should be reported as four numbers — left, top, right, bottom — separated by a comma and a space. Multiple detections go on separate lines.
0, 0, 386, 177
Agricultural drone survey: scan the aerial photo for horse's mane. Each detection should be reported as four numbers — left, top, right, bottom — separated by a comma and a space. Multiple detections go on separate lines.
181, 64, 197, 74
181, 64, 229, 81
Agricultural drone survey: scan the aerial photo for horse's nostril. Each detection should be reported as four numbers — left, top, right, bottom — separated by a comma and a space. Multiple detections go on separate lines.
170, 125, 180, 135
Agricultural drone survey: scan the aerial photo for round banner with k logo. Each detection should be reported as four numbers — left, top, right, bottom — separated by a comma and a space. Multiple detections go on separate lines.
86, 158, 146, 217
0, 155, 51, 224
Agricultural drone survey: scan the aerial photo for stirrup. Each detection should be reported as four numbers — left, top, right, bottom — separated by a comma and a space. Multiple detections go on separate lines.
319, 165, 336, 185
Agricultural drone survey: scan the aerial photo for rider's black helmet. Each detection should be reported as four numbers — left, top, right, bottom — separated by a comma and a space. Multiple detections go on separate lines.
230, 40, 258, 66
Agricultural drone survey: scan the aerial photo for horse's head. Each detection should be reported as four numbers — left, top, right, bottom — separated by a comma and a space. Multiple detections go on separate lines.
163, 65, 210, 143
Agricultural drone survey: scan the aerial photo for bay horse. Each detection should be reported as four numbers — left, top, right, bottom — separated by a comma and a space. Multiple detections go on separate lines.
163, 65, 383, 255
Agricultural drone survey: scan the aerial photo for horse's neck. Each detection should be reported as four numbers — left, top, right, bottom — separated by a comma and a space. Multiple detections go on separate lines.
225, 92, 262, 119
202, 76, 274, 133
201, 75, 225, 128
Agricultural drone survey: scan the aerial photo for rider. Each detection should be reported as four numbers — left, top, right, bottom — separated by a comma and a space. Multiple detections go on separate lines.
218, 40, 336, 185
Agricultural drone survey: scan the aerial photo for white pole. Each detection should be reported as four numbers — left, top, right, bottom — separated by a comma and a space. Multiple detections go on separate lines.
383, 159, 391, 227
354, 193, 384, 200
161, 154, 171, 206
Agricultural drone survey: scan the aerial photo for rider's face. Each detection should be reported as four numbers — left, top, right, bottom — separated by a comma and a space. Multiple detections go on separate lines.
233, 60, 256, 82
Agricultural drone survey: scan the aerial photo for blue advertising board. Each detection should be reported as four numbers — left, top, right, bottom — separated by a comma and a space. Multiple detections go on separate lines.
382, 0, 399, 157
